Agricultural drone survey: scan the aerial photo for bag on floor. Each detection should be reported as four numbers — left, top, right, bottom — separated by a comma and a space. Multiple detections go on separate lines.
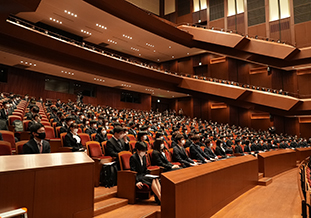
100, 162, 118, 188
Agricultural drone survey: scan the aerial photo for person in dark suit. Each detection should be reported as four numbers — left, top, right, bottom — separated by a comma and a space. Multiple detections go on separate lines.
106, 126, 130, 169
85, 120, 97, 137
203, 139, 218, 161
94, 127, 108, 144
0, 101, 10, 121
151, 138, 180, 172
215, 140, 227, 158
60, 116, 74, 134
243, 140, 252, 153
0, 132, 3, 140
172, 133, 198, 167
25, 105, 39, 121
64, 123, 85, 152
234, 139, 244, 155
128, 121, 137, 137
130, 141, 162, 203
23, 123, 51, 154
189, 135, 210, 163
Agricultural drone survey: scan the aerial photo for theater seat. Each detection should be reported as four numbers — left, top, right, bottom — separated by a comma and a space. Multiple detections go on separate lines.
0, 130, 16, 151
86, 141, 113, 187
15, 140, 28, 154
78, 133, 90, 146
0, 141, 12, 155
44, 126, 55, 140
117, 150, 151, 204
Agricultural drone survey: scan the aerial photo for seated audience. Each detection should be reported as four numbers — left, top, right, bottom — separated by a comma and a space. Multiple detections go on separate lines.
151, 138, 180, 172
106, 126, 130, 169
203, 139, 218, 161
130, 141, 162, 204
215, 140, 227, 158
60, 116, 74, 134
234, 139, 244, 155
64, 123, 85, 152
94, 127, 108, 144
173, 133, 198, 167
189, 135, 210, 163
23, 123, 51, 154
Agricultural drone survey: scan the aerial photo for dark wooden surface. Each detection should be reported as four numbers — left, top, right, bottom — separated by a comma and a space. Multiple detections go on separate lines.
161, 155, 258, 218
0, 152, 94, 218
258, 149, 296, 177
296, 147, 311, 162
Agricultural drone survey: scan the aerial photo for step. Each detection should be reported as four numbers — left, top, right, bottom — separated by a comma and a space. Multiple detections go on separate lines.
94, 190, 117, 203
258, 173, 264, 180
141, 211, 161, 218
258, 177, 273, 186
94, 197, 128, 217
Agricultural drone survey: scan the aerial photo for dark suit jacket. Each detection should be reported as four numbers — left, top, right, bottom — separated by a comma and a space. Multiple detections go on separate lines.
60, 125, 69, 134
173, 145, 194, 167
106, 137, 129, 158
204, 147, 217, 159
190, 143, 209, 162
130, 152, 148, 183
0, 108, 9, 121
128, 128, 137, 136
151, 150, 173, 171
64, 132, 83, 151
23, 138, 51, 154
215, 146, 227, 158
94, 133, 107, 144
234, 145, 244, 154
0, 132, 3, 140
244, 144, 251, 153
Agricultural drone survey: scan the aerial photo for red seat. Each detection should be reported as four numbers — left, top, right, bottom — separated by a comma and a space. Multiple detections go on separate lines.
0, 141, 12, 155
78, 133, 90, 146
107, 133, 113, 140
41, 121, 51, 126
23, 120, 31, 131
15, 140, 28, 154
44, 126, 55, 139
127, 134, 136, 141
91, 133, 96, 141
118, 151, 132, 170
165, 149, 181, 166
86, 141, 112, 161
8, 115, 22, 126
0, 130, 16, 151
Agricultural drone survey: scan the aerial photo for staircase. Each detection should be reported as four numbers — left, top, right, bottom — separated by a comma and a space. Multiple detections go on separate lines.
93, 187, 161, 217
94, 188, 128, 217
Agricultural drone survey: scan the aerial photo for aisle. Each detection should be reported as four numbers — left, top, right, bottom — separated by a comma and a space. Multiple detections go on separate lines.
212, 167, 301, 218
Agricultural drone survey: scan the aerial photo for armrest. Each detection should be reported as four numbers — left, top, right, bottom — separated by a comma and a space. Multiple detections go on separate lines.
148, 166, 164, 176
117, 170, 137, 204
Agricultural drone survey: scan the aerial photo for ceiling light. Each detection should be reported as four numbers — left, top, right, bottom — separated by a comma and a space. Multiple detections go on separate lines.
172, 56, 174, 58
169, 46, 171, 48
64, 10, 77, 17
187, 53, 189, 55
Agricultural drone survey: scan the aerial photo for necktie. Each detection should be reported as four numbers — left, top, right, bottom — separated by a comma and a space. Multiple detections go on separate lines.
38, 142, 43, 153
118, 140, 123, 150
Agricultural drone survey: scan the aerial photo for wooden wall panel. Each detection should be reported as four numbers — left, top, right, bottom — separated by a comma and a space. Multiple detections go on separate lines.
297, 74, 311, 98
299, 123, 311, 138
210, 60, 228, 80
177, 97, 193, 117
295, 21, 311, 48
248, 23, 266, 38
210, 106, 229, 124
209, 18, 225, 29
178, 57, 193, 75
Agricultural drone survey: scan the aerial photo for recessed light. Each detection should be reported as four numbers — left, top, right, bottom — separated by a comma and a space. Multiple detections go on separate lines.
169, 46, 171, 48
172, 56, 174, 58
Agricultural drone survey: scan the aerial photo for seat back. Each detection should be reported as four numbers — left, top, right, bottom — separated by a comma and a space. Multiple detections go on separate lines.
78, 133, 90, 146
60, 132, 67, 147
55, 126, 62, 138
86, 141, 102, 158
107, 133, 113, 140
129, 141, 136, 152
165, 150, 173, 162
23, 120, 31, 131
0, 141, 12, 155
127, 134, 136, 141
41, 121, 51, 127
0, 130, 16, 150
101, 141, 107, 155
15, 140, 28, 154
118, 151, 132, 171
44, 126, 55, 139
91, 133, 96, 141
8, 115, 22, 126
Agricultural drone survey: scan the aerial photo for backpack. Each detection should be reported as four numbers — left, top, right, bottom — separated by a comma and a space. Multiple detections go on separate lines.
100, 162, 118, 188
13, 120, 24, 132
